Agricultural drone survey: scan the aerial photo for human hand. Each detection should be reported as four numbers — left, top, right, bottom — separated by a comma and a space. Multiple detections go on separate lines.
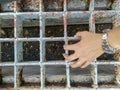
63, 31, 104, 68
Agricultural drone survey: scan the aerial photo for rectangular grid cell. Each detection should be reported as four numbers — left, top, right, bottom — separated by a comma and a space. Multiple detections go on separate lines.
43, 0, 64, 12
23, 41, 40, 61
45, 41, 64, 61
45, 25, 64, 37
22, 66, 41, 87
0, 0, 120, 90
95, 17, 115, 61
98, 65, 116, 87
45, 65, 66, 87
1, 42, 14, 62
1, 66, 14, 88
94, 0, 112, 10
70, 66, 92, 88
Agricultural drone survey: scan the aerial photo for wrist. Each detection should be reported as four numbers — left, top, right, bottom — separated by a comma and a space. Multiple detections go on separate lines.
102, 29, 117, 54
96, 33, 104, 53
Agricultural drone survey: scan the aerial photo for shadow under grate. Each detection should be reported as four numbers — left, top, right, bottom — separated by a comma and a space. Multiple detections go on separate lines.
23, 41, 40, 61
1, 42, 14, 62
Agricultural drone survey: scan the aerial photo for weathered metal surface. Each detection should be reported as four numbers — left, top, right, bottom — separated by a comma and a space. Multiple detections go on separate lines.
0, 12, 113, 28
0, 0, 120, 90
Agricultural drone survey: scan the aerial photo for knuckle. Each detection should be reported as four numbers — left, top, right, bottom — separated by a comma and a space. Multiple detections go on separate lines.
74, 44, 81, 50
82, 31, 89, 35
76, 32, 81, 34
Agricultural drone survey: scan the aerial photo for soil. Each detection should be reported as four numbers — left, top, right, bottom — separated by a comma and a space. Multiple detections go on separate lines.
0, 23, 115, 62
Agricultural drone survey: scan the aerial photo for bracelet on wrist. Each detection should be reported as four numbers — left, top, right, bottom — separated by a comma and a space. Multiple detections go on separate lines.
102, 29, 118, 54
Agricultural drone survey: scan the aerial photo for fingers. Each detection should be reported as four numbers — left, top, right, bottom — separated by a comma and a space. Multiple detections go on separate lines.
74, 31, 88, 37
74, 32, 81, 37
63, 44, 76, 50
74, 33, 81, 38
70, 49, 100, 68
63, 53, 78, 61
71, 58, 85, 68
81, 61, 90, 68
80, 48, 103, 68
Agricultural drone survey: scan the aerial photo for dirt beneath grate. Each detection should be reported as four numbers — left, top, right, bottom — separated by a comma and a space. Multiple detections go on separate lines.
0, 83, 14, 88
0, 23, 115, 62
71, 82, 92, 88
45, 80, 66, 87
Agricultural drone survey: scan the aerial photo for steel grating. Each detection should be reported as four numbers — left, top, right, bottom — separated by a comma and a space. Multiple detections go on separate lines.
0, 0, 120, 90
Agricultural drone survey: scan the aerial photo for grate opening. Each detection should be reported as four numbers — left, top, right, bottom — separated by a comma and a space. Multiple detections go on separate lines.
23, 19, 39, 27
70, 66, 93, 87
43, 0, 63, 12
22, 19, 39, 38
45, 65, 66, 87
67, 14, 89, 25
67, 24, 89, 37
23, 27, 39, 38
45, 25, 64, 37
94, 0, 113, 10
67, 0, 89, 11
97, 53, 115, 61
23, 41, 40, 61
1, 42, 14, 62
21, 0, 39, 12
45, 41, 64, 61
0, 28, 14, 38
96, 23, 113, 33
0, 0, 120, 89
95, 17, 114, 61
0, 1, 17, 12
98, 65, 116, 87
0, 0, 115, 12
22, 66, 40, 87
1, 66, 14, 88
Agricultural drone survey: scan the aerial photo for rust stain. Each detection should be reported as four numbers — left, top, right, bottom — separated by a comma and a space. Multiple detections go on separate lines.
16, 67, 23, 86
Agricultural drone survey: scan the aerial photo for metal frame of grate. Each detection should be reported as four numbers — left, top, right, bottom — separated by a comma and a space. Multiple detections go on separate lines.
0, 0, 120, 90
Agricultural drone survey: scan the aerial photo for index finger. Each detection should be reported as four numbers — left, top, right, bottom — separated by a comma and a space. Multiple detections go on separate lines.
63, 44, 76, 51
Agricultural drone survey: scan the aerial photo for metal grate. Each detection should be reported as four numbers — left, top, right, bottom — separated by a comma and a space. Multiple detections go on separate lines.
0, 0, 120, 89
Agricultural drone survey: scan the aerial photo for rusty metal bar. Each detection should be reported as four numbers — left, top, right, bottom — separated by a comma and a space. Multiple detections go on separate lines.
39, 0, 46, 89
0, 37, 79, 42
63, 0, 70, 88
13, 1, 23, 88
0, 11, 115, 27
89, 0, 98, 88
1, 61, 120, 67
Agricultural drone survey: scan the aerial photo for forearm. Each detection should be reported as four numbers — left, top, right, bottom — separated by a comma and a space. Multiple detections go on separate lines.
108, 26, 120, 49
